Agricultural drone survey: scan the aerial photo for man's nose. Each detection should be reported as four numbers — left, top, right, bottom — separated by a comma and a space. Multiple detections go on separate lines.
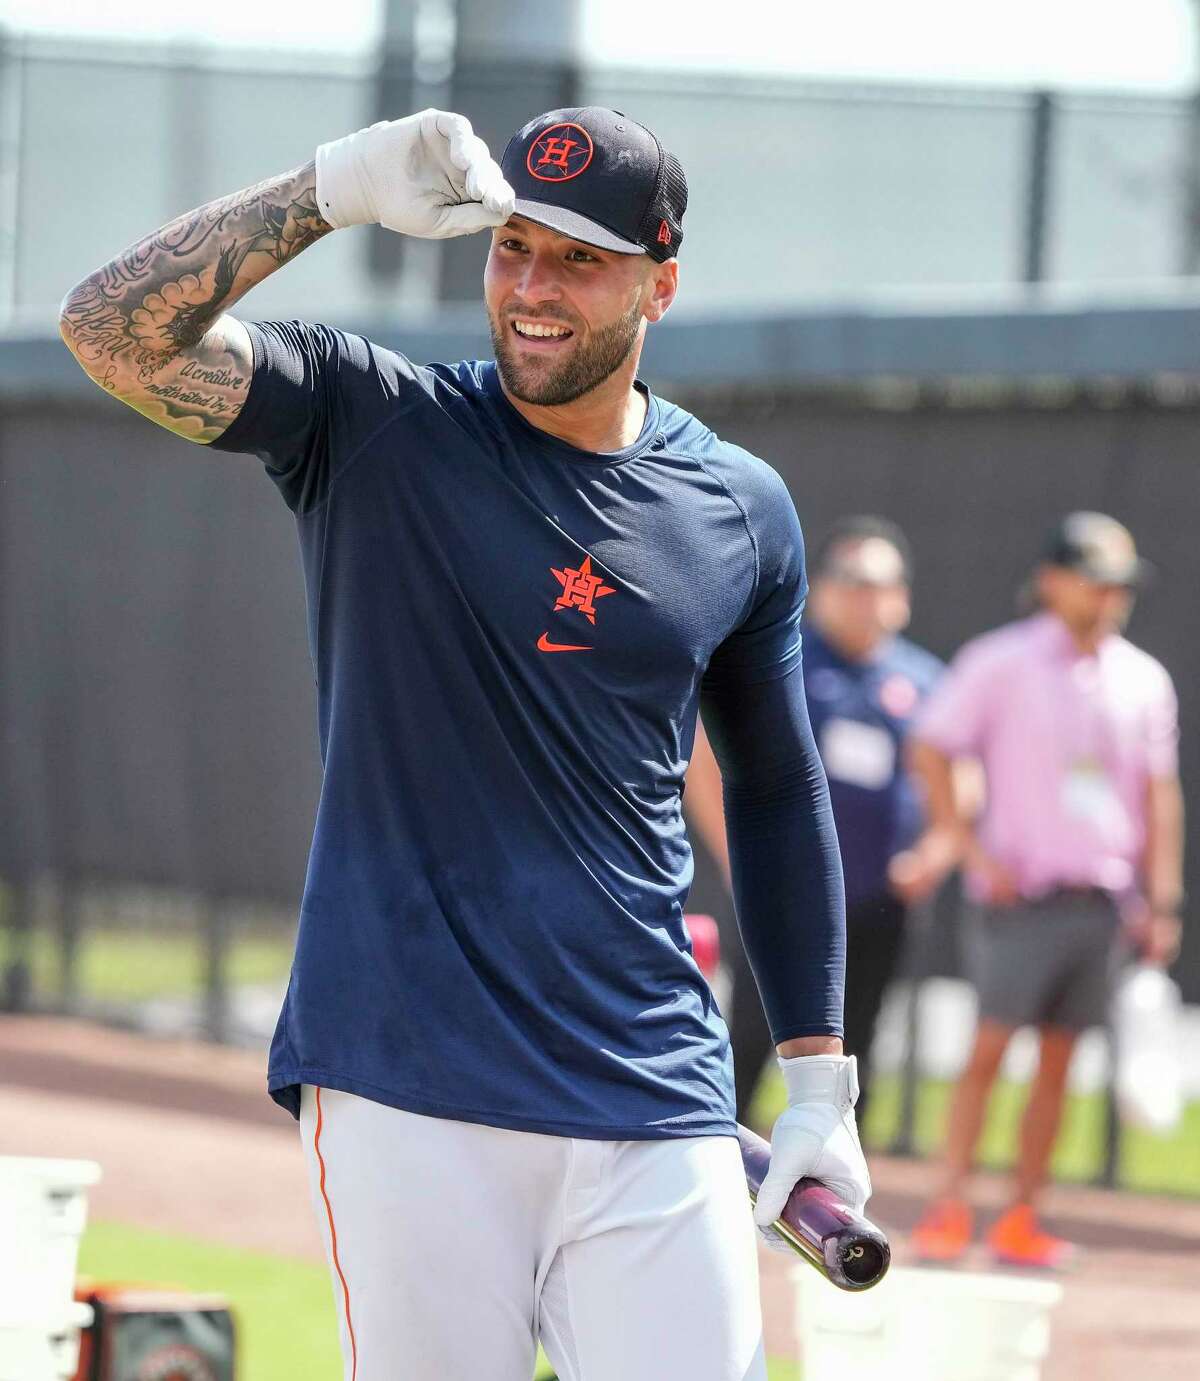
515, 248, 564, 303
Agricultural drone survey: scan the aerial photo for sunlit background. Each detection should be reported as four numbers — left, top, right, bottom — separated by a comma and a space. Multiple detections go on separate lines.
2, 0, 1197, 84
4, 0, 1200, 327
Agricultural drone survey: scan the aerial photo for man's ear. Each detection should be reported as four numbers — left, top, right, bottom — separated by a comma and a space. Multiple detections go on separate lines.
642, 259, 679, 324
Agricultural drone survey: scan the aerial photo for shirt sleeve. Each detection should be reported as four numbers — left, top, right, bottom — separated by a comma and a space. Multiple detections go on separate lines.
700, 652, 846, 1042
703, 465, 806, 688
912, 637, 997, 757
1145, 666, 1181, 779
208, 319, 428, 513
699, 472, 845, 1042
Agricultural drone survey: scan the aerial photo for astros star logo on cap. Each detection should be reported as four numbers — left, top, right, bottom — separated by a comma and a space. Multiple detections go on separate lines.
527, 123, 594, 182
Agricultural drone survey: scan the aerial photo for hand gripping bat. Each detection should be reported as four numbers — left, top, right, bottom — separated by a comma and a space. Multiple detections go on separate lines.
737, 1123, 891, 1291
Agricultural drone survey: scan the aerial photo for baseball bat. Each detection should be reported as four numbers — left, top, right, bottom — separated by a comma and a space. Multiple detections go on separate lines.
737, 1123, 890, 1292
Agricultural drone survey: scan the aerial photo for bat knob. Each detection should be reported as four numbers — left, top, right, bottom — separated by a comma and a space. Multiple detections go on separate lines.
834, 1237, 889, 1287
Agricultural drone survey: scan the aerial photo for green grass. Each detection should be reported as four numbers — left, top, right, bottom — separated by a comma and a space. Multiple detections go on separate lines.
79, 1220, 803, 1380
751, 1068, 1200, 1196
2, 928, 293, 1003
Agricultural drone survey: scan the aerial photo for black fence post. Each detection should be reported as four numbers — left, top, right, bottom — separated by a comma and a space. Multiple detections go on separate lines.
201, 896, 232, 1043
58, 880, 85, 1013
368, 0, 416, 287
1182, 30, 1200, 275
1022, 90, 1057, 285
0, 877, 34, 1012
889, 899, 936, 1157
1096, 1024, 1122, 1188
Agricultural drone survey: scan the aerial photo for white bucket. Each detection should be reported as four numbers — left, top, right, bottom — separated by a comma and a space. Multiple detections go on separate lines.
0, 1301, 93, 1381
797, 1264, 1063, 1381
0, 1158, 101, 1328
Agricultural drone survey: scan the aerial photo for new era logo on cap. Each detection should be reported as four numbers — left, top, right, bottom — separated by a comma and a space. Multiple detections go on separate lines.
501, 106, 687, 263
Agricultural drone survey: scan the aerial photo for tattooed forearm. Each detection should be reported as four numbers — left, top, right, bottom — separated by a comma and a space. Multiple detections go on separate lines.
143, 379, 244, 416
60, 161, 332, 442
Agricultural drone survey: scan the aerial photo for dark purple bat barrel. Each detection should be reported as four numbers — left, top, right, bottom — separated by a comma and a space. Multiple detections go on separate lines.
737, 1124, 891, 1292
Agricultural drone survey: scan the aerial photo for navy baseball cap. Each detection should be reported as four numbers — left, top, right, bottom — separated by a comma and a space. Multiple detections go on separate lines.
500, 107, 687, 263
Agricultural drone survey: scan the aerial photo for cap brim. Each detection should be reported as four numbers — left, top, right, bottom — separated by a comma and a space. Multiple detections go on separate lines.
1045, 556, 1154, 588
1110, 556, 1155, 588
512, 198, 645, 256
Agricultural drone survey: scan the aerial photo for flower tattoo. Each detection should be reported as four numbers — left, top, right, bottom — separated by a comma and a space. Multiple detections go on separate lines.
128, 245, 239, 353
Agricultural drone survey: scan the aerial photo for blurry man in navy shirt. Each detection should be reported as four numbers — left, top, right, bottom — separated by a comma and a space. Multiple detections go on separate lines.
802, 517, 944, 1118
688, 516, 943, 1121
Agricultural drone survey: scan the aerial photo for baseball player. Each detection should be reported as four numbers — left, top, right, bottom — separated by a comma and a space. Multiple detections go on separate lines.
60, 107, 869, 1379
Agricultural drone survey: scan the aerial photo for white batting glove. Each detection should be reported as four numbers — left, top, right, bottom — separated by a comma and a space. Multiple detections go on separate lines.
753, 1054, 872, 1254
315, 109, 515, 239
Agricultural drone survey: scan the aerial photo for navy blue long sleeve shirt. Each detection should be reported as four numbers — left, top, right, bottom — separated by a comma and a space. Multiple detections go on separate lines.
211, 319, 845, 1136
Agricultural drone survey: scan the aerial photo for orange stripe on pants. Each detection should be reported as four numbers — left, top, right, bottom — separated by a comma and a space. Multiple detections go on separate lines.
315, 1086, 359, 1381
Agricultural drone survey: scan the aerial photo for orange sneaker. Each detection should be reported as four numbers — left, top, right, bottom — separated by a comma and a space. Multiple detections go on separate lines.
986, 1204, 1075, 1270
911, 1198, 973, 1263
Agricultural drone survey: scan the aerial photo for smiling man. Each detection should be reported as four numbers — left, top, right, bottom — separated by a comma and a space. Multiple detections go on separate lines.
59, 106, 865, 1381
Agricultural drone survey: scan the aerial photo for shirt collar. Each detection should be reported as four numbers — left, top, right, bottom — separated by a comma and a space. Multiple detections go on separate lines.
1032, 610, 1117, 662
480, 361, 661, 467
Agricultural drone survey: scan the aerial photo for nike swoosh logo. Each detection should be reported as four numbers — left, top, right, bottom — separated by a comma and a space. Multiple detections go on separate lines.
537, 632, 591, 653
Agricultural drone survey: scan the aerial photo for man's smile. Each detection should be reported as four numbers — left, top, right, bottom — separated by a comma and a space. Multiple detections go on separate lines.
509, 317, 575, 350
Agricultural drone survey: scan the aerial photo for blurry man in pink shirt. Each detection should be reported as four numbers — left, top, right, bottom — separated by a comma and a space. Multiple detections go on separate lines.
906, 512, 1184, 1268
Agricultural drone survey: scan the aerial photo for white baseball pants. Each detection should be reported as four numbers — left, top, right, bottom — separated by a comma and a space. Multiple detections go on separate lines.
299, 1086, 767, 1381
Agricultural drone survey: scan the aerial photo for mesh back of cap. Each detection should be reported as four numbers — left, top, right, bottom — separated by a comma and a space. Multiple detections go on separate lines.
639, 149, 688, 261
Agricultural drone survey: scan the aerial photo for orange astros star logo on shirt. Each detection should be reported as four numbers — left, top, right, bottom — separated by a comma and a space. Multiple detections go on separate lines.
550, 554, 615, 626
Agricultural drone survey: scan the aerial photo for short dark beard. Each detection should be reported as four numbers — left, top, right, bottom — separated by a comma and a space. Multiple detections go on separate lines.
490, 300, 643, 407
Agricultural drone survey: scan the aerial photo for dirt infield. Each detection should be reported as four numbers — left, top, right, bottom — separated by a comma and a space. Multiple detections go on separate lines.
3, 1015, 1199, 1379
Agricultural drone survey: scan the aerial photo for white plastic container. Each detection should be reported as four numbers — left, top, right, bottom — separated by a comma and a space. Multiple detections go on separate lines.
0, 1301, 93, 1381
1114, 963, 1185, 1133
0, 1158, 101, 1327
797, 1264, 1063, 1381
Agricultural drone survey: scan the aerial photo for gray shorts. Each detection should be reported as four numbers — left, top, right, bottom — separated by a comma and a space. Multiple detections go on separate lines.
964, 890, 1127, 1031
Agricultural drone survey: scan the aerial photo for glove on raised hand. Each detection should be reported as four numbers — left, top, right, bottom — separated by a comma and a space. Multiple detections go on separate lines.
752, 1054, 872, 1254
316, 108, 514, 238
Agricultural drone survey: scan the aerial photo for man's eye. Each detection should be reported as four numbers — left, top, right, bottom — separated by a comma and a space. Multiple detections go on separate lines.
567, 249, 597, 263
500, 239, 526, 252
